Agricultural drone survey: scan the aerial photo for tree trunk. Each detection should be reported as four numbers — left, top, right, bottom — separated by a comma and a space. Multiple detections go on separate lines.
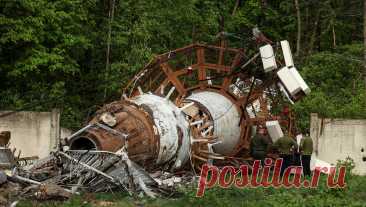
332, 25, 336, 49
104, 0, 115, 100
294, 0, 301, 57
308, 10, 320, 55
363, 0, 366, 88
232, 0, 240, 15
192, 25, 196, 43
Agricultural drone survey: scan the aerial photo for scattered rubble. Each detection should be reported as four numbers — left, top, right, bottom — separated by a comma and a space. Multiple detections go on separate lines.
0, 129, 193, 204
0, 146, 194, 204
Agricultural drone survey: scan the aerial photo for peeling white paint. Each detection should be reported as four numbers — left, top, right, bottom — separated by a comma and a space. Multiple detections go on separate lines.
132, 94, 190, 169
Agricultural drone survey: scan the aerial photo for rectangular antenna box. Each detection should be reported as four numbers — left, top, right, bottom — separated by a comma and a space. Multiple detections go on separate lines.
289, 67, 311, 95
277, 67, 302, 96
280, 40, 294, 67
259, 44, 277, 72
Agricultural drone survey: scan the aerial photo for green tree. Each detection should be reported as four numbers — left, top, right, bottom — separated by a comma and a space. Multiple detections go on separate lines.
293, 44, 366, 130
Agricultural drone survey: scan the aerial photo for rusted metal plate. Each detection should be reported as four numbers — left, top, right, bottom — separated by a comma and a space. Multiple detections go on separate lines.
196, 48, 206, 89
160, 63, 186, 95
68, 101, 158, 166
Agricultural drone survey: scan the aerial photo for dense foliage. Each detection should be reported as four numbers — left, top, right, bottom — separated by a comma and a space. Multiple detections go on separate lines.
293, 44, 366, 130
0, 0, 365, 130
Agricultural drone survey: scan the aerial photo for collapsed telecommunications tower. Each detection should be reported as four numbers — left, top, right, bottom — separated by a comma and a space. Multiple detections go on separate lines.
67, 34, 310, 171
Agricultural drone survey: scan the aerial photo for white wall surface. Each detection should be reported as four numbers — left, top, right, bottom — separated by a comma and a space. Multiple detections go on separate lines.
0, 109, 62, 158
311, 113, 366, 175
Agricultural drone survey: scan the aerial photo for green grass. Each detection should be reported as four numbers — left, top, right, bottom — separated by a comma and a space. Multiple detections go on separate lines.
16, 175, 366, 207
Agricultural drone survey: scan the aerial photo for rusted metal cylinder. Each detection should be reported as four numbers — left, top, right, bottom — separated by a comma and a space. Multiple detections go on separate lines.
186, 91, 242, 155
68, 101, 158, 166
68, 94, 190, 170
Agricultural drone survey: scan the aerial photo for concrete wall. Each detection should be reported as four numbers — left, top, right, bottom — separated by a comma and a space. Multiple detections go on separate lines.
61, 127, 72, 139
0, 109, 64, 158
311, 113, 366, 175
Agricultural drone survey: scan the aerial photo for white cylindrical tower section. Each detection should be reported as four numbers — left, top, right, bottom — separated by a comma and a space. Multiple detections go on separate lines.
132, 94, 190, 169
186, 91, 242, 155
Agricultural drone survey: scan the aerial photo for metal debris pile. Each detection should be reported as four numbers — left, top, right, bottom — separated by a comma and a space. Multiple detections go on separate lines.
0, 142, 194, 204
0, 129, 196, 205
0, 117, 197, 204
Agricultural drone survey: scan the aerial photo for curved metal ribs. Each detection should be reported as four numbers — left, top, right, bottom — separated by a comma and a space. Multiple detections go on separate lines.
68, 42, 297, 171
